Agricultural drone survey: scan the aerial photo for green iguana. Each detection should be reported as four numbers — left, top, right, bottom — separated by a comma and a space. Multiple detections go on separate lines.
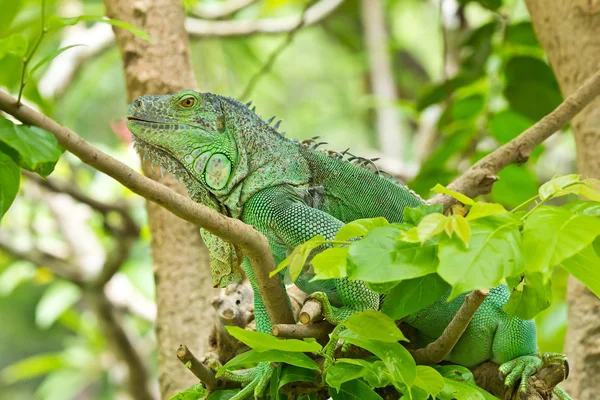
126, 90, 570, 400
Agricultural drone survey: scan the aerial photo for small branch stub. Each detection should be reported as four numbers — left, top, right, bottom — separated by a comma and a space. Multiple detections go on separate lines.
299, 299, 324, 325
410, 289, 489, 365
272, 322, 333, 339
176, 344, 219, 391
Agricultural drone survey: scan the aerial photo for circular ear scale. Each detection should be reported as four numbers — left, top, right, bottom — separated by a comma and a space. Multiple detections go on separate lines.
205, 153, 232, 190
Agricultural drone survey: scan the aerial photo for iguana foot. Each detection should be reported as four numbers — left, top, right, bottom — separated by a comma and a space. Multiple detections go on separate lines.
217, 362, 273, 399
306, 292, 352, 325
498, 353, 571, 399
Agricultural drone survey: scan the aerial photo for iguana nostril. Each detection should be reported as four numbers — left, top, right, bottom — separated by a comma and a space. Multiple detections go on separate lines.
133, 98, 142, 108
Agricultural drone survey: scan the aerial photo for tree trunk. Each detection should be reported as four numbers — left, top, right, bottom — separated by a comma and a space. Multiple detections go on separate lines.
102, 0, 219, 398
525, 1, 600, 398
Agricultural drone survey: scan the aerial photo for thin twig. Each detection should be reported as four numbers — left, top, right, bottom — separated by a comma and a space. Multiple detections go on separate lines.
190, 0, 257, 19
23, 170, 140, 235
176, 345, 219, 391
238, 1, 314, 101
429, 68, 600, 209
272, 322, 333, 339
185, 0, 342, 38
0, 89, 295, 327
410, 289, 488, 365
17, 0, 47, 104
0, 235, 84, 285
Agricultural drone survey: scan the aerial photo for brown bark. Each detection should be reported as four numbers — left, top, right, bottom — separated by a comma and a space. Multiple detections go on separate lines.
101, 0, 218, 398
525, 1, 600, 398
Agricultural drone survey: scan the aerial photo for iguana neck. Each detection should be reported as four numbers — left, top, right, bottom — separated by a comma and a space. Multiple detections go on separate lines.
205, 97, 311, 218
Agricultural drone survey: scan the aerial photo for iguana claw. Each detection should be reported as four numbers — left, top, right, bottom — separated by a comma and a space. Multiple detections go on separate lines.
498, 353, 571, 400
218, 362, 273, 399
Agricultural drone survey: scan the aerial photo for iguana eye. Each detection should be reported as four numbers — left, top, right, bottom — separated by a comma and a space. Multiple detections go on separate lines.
180, 96, 196, 108
216, 117, 225, 133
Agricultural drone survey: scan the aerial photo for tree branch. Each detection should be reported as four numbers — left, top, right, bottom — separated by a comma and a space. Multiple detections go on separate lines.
190, 0, 257, 19
0, 234, 84, 284
176, 345, 220, 391
409, 289, 488, 365
272, 322, 333, 339
0, 90, 295, 327
185, 0, 342, 37
237, 1, 313, 101
429, 68, 600, 209
473, 360, 567, 400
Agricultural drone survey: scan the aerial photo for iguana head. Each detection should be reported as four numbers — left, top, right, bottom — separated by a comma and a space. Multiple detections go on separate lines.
127, 90, 239, 193
126, 90, 311, 287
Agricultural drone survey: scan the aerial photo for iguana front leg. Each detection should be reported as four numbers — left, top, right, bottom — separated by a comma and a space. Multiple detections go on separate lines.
493, 317, 572, 399
220, 186, 380, 398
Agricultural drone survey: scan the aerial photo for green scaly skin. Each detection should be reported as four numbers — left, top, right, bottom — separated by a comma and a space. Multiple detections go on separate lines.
126, 90, 570, 399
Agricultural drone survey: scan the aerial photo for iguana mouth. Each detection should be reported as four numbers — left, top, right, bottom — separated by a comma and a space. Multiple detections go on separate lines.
127, 116, 162, 124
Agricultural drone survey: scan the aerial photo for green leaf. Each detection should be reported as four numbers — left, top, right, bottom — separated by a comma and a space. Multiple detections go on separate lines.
348, 225, 438, 283
28, 45, 86, 79
168, 383, 206, 400
35, 281, 82, 329
335, 217, 389, 241
326, 362, 365, 391
311, 247, 348, 280
403, 204, 444, 226
449, 214, 471, 246
505, 22, 540, 48
0, 353, 64, 384
269, 363, 281, 400
436, 365, 498, 400
272, 235, 326, 282
0, 261, 36, 296
365, 281, 399, 294
467, 202, 506, 220
431, 184, 475, 205
0, 0, 22, 37
522, 206, 600, 274
277, 366, 317, 389
339, 330, 416, 388
344, 310, 407, 343
457, 0, 502, 11
488, 110, 534, 144
218, 349, 319, 374
206, 390, 239, 400
329, 379, 383, 400
0, 117, 63, 177
438, 377, 497, 400
438, 214, 524, 296
0, 150, 20, 220
491, 165, 539, 208
0, 33, 28, 59
401, 213, 447, 244
537, 175, 600, 202
381, 274, 450, 320
47, 15, 151, 41
334, 359, 392, 388
504, 56, 562, 121
504, 272, 552, 319
564, 201, 600, 217
539, 174, 581, 201
453, 94, 485, 120
224, 326, 322, 352
413, 366, 445, 398
560, 245, 600, 297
